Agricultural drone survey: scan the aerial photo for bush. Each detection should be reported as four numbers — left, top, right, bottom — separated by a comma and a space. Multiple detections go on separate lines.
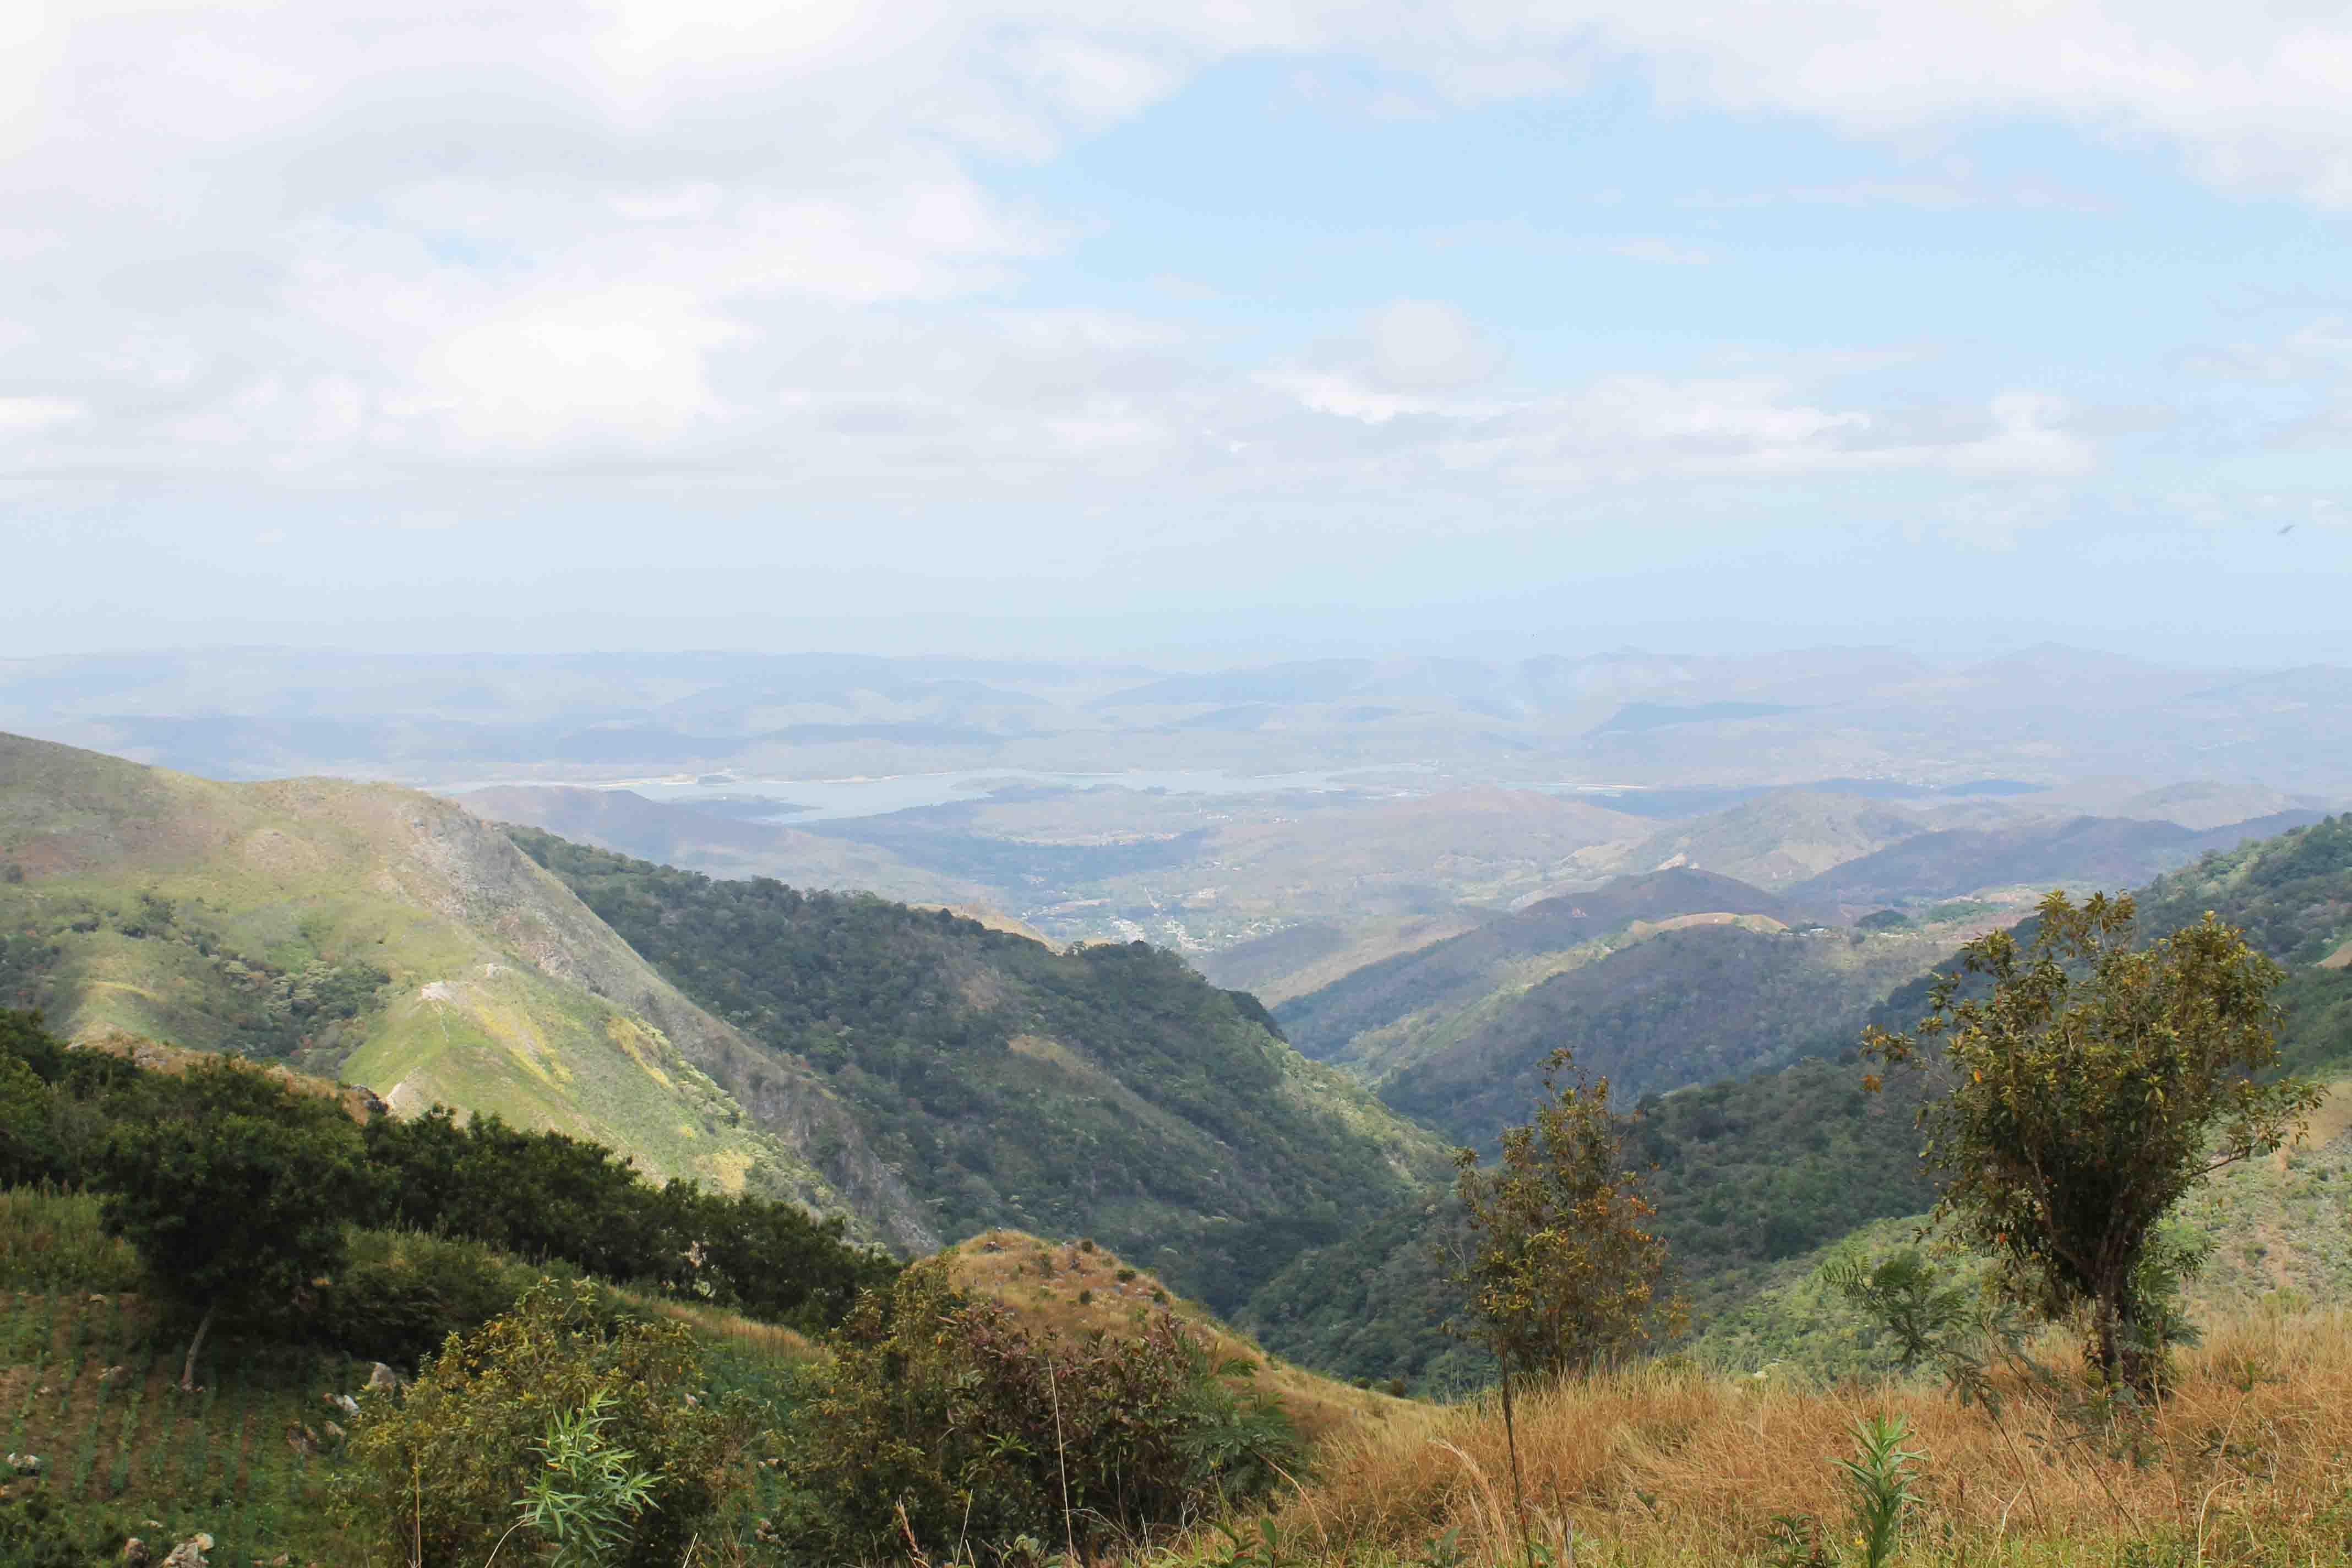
337, 1280, 752, 1568
301, 1227, 591, 1368
784, 1261, 1301, 1562
97, 1058, 379, 1388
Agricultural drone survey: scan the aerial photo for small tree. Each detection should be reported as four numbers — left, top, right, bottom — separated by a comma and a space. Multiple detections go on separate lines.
1448, 1049, 1681, 1563
1863, 891, 2320, 1390
1449, 1048, 1682, 1384
97, 1060, 378, 1389
1818, 1247, 1974, 1374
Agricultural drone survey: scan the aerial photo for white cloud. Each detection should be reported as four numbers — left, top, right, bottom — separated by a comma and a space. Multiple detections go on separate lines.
5, 0, 2332, 506
1363, 301, 1506, 391
404, 285, 740, 455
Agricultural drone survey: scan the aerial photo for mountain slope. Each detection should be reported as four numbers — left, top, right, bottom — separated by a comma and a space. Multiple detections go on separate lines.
1600, 790, 1927, 891
1376, 922, 1941, 1148
511, 831, 1453, 1313
1275, 868, 1793, 1063
0, 731, 929, 1246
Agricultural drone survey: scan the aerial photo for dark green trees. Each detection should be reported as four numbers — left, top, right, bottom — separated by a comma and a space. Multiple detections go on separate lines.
96, 1060, 377, 1388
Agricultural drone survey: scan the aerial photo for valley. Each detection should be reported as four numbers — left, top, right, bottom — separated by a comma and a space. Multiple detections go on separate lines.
1, 661, 2348, 1564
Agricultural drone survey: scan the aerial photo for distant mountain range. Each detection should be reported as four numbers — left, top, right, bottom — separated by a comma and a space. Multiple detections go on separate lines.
459, 784, 988, 908
1271, 864, 1958, 1150
8, 645, 2351, 797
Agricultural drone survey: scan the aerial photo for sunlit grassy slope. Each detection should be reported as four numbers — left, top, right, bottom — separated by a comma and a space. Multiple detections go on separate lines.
0, 732, 927, 1244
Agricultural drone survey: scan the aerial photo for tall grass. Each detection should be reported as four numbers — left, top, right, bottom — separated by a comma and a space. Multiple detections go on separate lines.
1228, 1309, 2352, 1566
0, 1188, 139, 1293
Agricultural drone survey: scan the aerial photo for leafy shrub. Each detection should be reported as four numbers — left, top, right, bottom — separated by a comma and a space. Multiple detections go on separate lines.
301, 1227, 588, 1367
785, 1261, 1302, 1563
98, 1057, 379, 1387
1818, 1246, 1972, 1373
0, 1010, 890, 1340
337, 1280, 751, 1568
514, 1391, 662, 1568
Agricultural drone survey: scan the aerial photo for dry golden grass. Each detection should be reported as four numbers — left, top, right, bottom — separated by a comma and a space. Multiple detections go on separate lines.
938, 1229, 1415, 1450
634, 1294, 821, 1362
1231, 1309, 2352, 1566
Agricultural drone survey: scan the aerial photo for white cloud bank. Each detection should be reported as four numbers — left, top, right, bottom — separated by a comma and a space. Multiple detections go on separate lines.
2, 1, 2346, 512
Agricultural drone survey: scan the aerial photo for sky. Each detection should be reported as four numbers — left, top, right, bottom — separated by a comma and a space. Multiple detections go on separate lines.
6, 1, 2352, 663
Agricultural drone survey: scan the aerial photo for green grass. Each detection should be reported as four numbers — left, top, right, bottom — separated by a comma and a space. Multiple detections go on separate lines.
0, 1193, 139, 1297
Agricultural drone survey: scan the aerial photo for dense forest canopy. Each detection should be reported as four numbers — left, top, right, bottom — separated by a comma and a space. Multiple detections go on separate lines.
511, 829, 1445, 1313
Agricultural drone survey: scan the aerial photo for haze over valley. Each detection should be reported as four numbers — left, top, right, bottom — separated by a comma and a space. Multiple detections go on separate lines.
8, 643, 2340, 1001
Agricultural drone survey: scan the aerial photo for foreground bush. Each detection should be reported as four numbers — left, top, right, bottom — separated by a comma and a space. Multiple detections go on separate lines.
337, 1281, 751, 1568
785, 1260, 1302, 1563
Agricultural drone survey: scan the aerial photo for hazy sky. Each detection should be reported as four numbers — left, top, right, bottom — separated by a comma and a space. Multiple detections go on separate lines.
7, 2, 2352, 661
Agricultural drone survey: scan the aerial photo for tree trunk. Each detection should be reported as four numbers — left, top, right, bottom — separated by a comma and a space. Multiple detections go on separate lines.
2092, 1294, 2120, 1386
179, 1300, 218, 1393
1498, 1362, 1534, 1567
2093, 1282, 2154, 1395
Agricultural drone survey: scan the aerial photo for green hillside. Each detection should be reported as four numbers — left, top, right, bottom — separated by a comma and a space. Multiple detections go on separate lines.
1275, 868, 1795, 1060
1377, 921, 1945, 1150
1270, 862, 1950, 1153
511, 830, 1452, 1313
0, 732, 930, 1247
1692, 1082, 2352, 1378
